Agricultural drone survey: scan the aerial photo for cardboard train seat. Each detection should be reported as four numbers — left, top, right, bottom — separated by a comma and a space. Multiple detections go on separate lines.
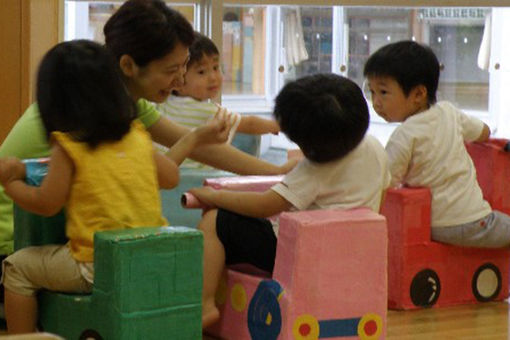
381, 139, 510, 310
14, 159, 204, 340
185, 176, 388, 340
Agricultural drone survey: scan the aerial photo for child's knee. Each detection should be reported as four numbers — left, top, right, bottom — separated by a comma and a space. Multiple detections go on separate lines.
2, 256, 36, 297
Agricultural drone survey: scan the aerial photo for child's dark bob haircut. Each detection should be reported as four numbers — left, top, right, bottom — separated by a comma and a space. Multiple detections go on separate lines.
36, 40, 136, 148
363, 40, 440, 105
188, 32, 220, 67
274, 73, 369, 163
104, 0, 194, 67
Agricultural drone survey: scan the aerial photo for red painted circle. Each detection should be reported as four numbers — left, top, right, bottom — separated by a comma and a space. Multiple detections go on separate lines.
299, 323, 311, 336
364, 320, 378, 336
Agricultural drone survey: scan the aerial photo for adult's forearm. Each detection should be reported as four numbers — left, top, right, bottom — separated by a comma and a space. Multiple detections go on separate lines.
146, 116, 189, 148
190, 143, 281, 175
147, 115, 284, 175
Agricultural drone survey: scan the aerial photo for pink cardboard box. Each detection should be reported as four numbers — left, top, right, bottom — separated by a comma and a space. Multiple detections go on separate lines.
193, 177, 388, 340
382, 139, 510, 310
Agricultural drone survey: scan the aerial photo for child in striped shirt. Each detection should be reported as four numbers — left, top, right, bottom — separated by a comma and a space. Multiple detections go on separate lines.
156, 32, 279, 168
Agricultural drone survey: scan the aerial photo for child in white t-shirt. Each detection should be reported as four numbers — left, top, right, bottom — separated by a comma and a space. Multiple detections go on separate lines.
188, 73, 391, 327
364, 40, 510, 248
156, 32, 279, 167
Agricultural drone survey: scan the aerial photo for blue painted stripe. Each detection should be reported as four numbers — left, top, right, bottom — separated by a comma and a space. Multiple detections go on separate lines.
318, 318, 360, 338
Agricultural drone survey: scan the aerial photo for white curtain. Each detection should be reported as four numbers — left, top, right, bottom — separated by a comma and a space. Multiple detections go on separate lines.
477, 13, 491, 71
284, 8, 309, 68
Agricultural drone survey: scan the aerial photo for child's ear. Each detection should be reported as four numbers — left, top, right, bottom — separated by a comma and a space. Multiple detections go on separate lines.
412, 85, 428, 105
119, 54, 138, 77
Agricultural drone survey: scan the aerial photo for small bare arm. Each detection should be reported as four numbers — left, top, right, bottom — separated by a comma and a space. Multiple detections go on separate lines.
0, 144, 72, 216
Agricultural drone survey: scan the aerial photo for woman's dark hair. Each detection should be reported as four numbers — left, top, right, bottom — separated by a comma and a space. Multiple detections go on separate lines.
274, 74, 369, 163
188, 31, 220, 67
104, 0, 194, 67
363, 40, 440, 105
36, 40, 136, 148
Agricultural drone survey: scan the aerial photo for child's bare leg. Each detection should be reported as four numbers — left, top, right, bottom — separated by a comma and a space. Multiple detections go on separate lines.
5, 288, 37, 334
198, 209, 225, 328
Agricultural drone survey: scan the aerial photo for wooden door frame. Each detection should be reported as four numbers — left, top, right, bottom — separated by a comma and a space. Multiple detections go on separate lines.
0, 0, 61, 143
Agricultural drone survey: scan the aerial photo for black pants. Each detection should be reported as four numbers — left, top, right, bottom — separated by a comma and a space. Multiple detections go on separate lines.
216, 209, 277, 273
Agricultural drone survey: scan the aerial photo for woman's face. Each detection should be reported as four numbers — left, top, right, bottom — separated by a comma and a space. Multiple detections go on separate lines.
125, 42, 190, 103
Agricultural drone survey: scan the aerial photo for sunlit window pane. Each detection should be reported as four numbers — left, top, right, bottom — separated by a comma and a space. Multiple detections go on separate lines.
64, 2, 493, 119
347, 8, 411, 87
346, 7, 489, 113
222, 6, 266, 95
281, 7, 333, 83
64, 1, 195, 43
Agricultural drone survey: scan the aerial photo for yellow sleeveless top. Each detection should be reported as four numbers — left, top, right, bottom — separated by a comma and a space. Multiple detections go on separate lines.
52, 121, 168, 262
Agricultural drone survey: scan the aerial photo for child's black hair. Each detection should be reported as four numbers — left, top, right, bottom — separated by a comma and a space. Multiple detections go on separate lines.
188, 31, 220, 68
104, 0, 194, 67
274, 73, 369, 163
36, 40, 136, 148
363, 40, 440, 105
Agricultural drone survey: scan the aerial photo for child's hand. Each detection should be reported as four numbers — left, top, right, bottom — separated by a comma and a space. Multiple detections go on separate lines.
0, 157, 26, 186
188, 186, 218, 207
278, 158, 299, 174
213, 105, 240, 143
192, 110, 233, 146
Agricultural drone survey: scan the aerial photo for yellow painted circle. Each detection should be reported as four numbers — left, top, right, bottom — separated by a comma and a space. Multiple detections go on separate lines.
358, 313, 383, 340
215, 276, 228, 306
292, 314, 319, 340
230, 283, 247, 312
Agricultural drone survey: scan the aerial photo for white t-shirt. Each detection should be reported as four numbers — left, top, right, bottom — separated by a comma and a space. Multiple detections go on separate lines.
386, 101, 491, 227
271, 135, 391, 213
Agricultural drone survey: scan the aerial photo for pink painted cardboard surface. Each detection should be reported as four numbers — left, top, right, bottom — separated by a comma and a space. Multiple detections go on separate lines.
275, 209, 387, 340
198, 176, 388, 340
382, 139, 510, 310
466, 139, 510, 215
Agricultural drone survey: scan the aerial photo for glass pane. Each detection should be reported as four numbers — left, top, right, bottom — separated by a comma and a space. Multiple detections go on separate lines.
270, 6, 335, 150
281, 7, 333, 83
222, 6, 266, 95
347, 8, 411, 88
346, 7, 489, 114
64, 1, 195, 43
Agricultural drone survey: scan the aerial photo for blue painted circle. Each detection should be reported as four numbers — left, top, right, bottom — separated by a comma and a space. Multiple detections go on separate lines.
247, 280, 283, 340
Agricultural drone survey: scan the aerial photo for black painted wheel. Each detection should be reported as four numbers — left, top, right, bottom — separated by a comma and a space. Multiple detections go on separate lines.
472, 263, 501, 302
410, 269, 440, 307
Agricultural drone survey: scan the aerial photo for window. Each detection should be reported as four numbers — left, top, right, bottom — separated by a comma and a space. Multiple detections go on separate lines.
64, 1, 510, 149
64, 1, 196, 43
221, 6, 265, 96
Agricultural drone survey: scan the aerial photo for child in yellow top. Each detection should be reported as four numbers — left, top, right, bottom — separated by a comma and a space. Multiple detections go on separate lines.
0, 40, 230, 334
